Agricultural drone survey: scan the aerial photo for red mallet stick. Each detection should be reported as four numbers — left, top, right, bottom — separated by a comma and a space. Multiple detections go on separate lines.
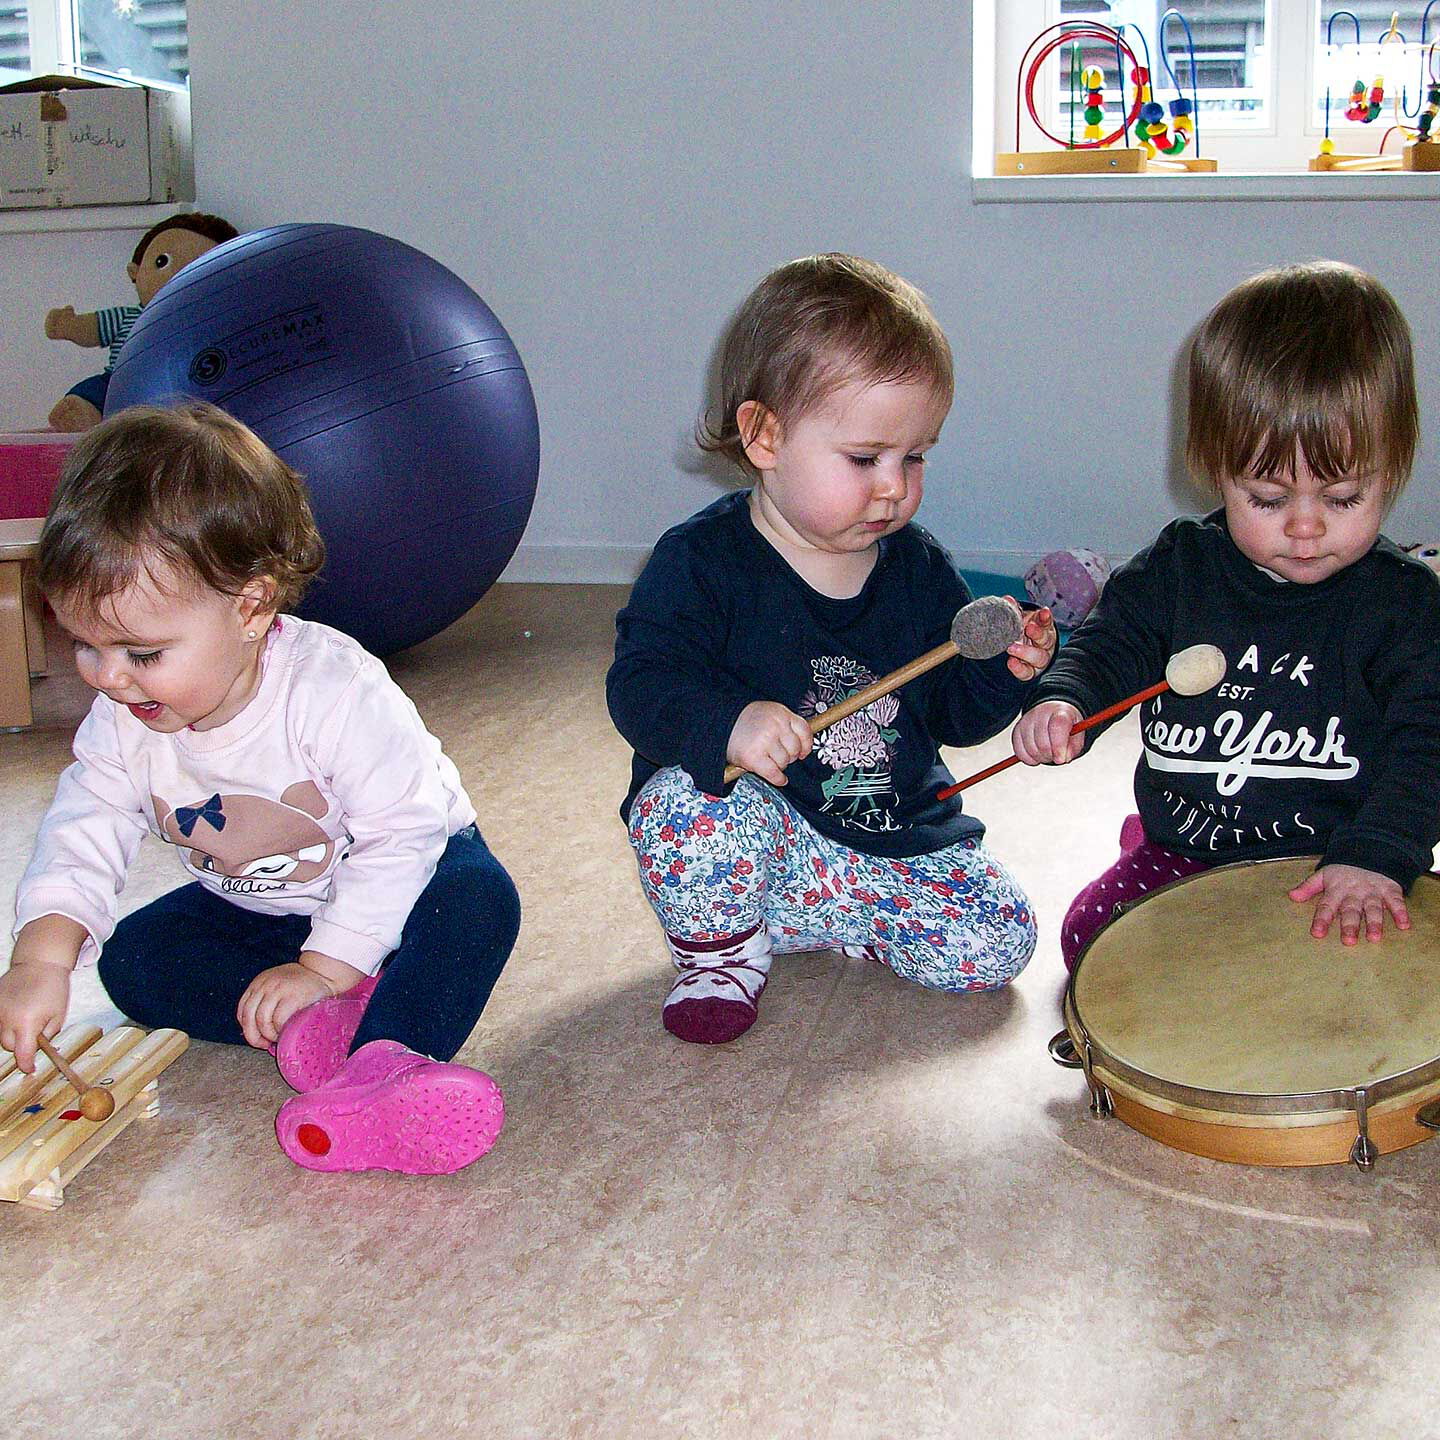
936, 643, 1226, 801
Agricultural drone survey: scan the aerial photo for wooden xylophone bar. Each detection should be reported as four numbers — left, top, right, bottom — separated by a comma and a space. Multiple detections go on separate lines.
0, 1024, 188, 1210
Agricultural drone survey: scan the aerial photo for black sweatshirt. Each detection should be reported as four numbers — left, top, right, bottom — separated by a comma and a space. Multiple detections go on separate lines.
607, 491, 1031, 858
1029, 510, 1440, 889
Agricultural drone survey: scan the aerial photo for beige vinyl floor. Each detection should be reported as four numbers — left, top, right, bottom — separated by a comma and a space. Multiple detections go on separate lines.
2, 583, 1437, 1440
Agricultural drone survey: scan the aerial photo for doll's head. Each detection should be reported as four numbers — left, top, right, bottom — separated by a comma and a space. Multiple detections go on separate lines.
127, 212, 239, 305
1186, 260, 1418, 507
697, 253, 954, 478
39, 402, 324, 625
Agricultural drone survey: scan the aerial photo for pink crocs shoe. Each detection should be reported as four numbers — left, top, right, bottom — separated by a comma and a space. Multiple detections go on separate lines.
272, 975, 380, 1092
274, 1040, 504, 1174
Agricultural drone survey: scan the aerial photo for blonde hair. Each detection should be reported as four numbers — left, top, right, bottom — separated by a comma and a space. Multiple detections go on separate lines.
697, 254, 954, 476
38, 403, 324, 618
1187, 260, 1417, 503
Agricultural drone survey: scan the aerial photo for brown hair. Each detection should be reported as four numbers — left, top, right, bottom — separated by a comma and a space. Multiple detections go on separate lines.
1186, 260, 1418, 503
697, 253, 954, 476
130, 212, 239, 267
38, 403, 325, 619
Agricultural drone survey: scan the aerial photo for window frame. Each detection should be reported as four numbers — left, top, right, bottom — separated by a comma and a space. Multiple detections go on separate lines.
18, 0, 75, 76
4, 0, 187, 89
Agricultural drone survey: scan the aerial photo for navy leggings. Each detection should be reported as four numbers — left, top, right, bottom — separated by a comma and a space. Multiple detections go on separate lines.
97, 826, 520, 1062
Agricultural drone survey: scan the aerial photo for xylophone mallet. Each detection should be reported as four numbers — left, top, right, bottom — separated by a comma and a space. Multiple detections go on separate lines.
936, 643, 1227, 800
721, 595, 1029, 786
36, 1035, 115, 1122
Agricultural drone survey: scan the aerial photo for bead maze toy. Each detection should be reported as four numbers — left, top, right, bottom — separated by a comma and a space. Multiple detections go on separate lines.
0, 1023, 188, 1210
996, 10, 1217, 176
1313, 7, 1440, 171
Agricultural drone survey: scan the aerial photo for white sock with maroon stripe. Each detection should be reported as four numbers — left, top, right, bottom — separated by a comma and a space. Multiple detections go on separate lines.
662, 922, 772, 1045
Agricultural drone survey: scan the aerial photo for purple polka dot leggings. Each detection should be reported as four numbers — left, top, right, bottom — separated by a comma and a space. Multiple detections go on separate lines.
1060, 814, 1209, 971
628, 766, 1036, 992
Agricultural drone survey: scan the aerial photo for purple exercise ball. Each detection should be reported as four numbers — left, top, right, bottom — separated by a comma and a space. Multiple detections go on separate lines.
106, 223, 540, 656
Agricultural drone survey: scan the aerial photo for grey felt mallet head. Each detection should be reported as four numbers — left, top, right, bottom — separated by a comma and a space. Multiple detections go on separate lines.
950, 594, 1025, 660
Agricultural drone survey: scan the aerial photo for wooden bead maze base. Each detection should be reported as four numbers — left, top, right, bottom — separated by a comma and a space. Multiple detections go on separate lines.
995, 149, 1217, 175
1309, 143, 1440, 172
0, 1024, 188, 1211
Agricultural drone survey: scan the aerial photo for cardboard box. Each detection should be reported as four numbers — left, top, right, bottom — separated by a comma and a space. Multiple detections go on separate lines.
0, 74, 193, 209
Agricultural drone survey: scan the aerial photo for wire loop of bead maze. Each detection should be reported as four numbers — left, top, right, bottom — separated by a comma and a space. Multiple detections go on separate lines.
0, 1024, 188, 1211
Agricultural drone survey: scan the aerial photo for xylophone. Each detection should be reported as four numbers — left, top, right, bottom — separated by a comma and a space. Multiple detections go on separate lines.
0, 1024, 188, 1210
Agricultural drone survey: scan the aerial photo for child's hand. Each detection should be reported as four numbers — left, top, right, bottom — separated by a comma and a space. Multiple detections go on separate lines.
1289, 864, 1411, 945
727, 701, 813, 787
1005, 604, 1057, 682
237, 962, 336, 1048
1011, 700, 1085, 766
0, 963, 72, 1074
0, 915, 85, 1072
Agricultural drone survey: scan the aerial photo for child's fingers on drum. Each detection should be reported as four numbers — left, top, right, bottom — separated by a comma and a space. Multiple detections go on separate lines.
1368, 900, 1390, 941
1385, 892, 1412, 930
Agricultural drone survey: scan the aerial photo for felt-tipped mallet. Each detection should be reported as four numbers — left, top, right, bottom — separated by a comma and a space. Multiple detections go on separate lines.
935, 642, 1228, 800
721, 594, 1029, 786
36, 1034, 115, 1122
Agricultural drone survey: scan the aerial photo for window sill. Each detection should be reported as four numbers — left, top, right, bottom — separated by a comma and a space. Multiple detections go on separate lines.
971, 170, 1440, 203
0, 202, 189, 236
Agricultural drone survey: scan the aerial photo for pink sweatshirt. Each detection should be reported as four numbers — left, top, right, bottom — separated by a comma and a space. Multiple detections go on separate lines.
14, 616, 475, 975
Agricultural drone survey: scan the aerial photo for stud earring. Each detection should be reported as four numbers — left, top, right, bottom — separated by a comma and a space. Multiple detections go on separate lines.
246, 629, 258, 640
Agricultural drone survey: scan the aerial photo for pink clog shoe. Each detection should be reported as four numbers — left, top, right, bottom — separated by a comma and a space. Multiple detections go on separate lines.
272, 975, 380, 1092
274, 1040, 504, 1174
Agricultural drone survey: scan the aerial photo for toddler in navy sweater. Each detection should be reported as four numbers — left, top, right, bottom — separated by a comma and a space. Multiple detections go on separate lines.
608, 255, 1056, 1043
1016, 262, 1440, 965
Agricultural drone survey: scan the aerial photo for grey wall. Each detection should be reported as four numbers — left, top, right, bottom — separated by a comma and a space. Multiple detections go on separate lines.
4, 1, 1437, 572
2, 225, 145, 433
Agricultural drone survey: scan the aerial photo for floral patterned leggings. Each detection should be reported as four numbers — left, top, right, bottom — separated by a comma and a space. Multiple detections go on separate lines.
627, 767, 1036, 992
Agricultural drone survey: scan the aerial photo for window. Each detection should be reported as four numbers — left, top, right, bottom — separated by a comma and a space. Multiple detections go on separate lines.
2, 0, 188, 88
984, 1, 1440, 175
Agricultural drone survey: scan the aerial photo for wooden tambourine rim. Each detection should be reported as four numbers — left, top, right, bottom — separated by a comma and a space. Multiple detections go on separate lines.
1064, 857, 1440, 1124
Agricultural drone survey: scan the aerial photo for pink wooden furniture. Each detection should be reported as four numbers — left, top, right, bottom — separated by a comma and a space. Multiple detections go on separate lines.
0, 433, 73, 521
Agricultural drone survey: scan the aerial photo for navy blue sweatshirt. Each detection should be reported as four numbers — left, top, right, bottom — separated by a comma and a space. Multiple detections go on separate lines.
607, 491, 1031, 859
1029, 510, 1440, 889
